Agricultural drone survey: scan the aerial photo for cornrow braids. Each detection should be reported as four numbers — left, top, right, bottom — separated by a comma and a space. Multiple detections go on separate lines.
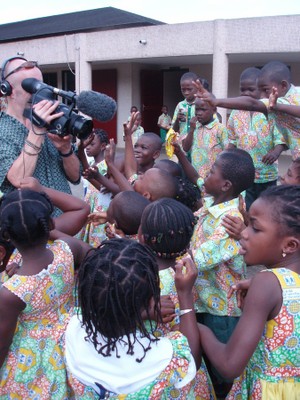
94, 128, 109, 145
175, 176, 201, 210
0, 189, 53, 246
141, 198, 197, 259
77, 238, 161, 363
259, 185, 300, 236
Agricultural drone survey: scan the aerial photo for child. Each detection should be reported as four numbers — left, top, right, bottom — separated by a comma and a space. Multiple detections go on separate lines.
65, 238, 202, 398
105, 139, 178, 201
0, 187, 91, 398
182, 97, 229, 185
280, 157, 300, 185
226, 67, 286, 209
88, 190, 150, 240
77, 128, 117, 247
190, 148, 255, 397
157, 105, 172, 143
154, 158, 183, 177
198, 185, 300, 399
131, 113, 144, 145
133, 168, 178, 201
195, 61, 300, 159
140, 198, 216, 399
172, 72, 199, 142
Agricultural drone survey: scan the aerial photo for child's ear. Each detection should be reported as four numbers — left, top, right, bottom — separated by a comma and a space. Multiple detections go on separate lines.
142, 191, 151, 200
282, 236, 300, 255
280, 80, 289, 95
100, 143, 107, 151
153, 150, 161, 160
222, 180, 232, 192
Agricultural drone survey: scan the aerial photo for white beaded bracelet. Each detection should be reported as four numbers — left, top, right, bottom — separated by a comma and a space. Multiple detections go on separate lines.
179, 308, 194, 317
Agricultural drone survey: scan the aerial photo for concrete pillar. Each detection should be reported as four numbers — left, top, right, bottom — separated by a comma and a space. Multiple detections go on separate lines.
212, 20, 229, 123
74, 34, 92, 92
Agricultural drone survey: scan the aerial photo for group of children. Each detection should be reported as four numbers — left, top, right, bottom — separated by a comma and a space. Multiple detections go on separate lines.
0, 59, 299, 399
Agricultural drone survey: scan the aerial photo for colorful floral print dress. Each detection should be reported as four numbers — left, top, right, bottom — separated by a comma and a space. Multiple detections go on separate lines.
0, 240, 75, 400
227, 268, 300, 399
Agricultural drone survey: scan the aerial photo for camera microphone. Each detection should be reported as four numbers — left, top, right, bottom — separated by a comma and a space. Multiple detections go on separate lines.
21, 78, 117, 122
76, 90, 117, 122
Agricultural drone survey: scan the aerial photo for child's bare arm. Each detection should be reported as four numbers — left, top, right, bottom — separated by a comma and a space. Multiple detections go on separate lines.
172, 141, 199, 185
198, 271, 279, 379
175, 256, 202, 370
124, 112, 139, 179
193, 79, 268, 115
105, 145, 133, 192
19, 177, 90, 236
77, 134, 94, 171
182, 116, 197, 152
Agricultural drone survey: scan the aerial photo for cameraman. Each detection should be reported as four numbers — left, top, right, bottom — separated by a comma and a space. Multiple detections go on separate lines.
0, 57, 81, 214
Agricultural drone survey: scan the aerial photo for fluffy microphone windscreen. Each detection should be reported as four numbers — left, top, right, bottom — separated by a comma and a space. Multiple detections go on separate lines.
77, 91, 117, 122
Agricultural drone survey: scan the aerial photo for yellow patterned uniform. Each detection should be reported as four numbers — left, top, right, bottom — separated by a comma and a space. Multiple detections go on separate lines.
227, 268, 300, 399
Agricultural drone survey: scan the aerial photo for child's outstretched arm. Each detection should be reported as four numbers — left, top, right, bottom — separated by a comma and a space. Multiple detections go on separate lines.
77, 133, 94, 171
19, 177, 90, 236
198, 271, 280, 379
123, 112, 140, 179
175, 255, 202, 370
193, 79, 268, 116
83, 165, 121, 195
172, 141, 199, 185
105, 143, 133, 192
269, 86, 300, 117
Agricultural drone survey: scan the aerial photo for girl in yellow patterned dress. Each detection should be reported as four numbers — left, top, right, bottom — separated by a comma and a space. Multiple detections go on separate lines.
198, 185, 300, 399
0, 187, 91, 399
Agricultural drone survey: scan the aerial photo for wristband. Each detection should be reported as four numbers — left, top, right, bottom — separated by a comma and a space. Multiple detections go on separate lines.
179, 308, 193, 317
59, 147, 73, 158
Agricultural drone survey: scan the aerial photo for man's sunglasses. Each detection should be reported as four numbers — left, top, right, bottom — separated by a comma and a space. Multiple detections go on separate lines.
4, 61, 39, 80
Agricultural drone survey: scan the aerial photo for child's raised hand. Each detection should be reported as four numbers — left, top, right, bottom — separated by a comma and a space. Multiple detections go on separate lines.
227, 278, 252, 310
268, 86, 279, 111
175, 255, 198, 294
83, 166, 100, 180
222, 215, 246, 240
190, 116, 197, 130
19, 177, 43, 192
78, 132, 94, 150
193, 79, 216, 107
87, 211, 108, 226
104, 140, 116, 165
123, 111, 140, 137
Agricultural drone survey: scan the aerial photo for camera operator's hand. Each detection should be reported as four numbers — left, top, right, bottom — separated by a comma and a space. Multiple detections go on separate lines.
47, 132, 73, 154
31, 100, 64, 135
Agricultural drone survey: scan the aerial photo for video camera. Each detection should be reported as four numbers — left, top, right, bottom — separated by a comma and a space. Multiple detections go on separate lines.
22, 78, 93, 140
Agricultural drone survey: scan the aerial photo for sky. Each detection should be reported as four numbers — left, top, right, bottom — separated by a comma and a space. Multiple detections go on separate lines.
1, 0, 300, 25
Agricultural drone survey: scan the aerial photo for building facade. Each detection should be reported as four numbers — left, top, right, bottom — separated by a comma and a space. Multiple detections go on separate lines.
0, 8, 299, 144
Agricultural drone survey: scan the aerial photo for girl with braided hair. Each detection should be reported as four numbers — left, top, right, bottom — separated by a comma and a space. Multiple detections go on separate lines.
65, 238, 202, 399
140, 198, 216, 399
199, 185, 300, 399
0, 184, 91, 399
